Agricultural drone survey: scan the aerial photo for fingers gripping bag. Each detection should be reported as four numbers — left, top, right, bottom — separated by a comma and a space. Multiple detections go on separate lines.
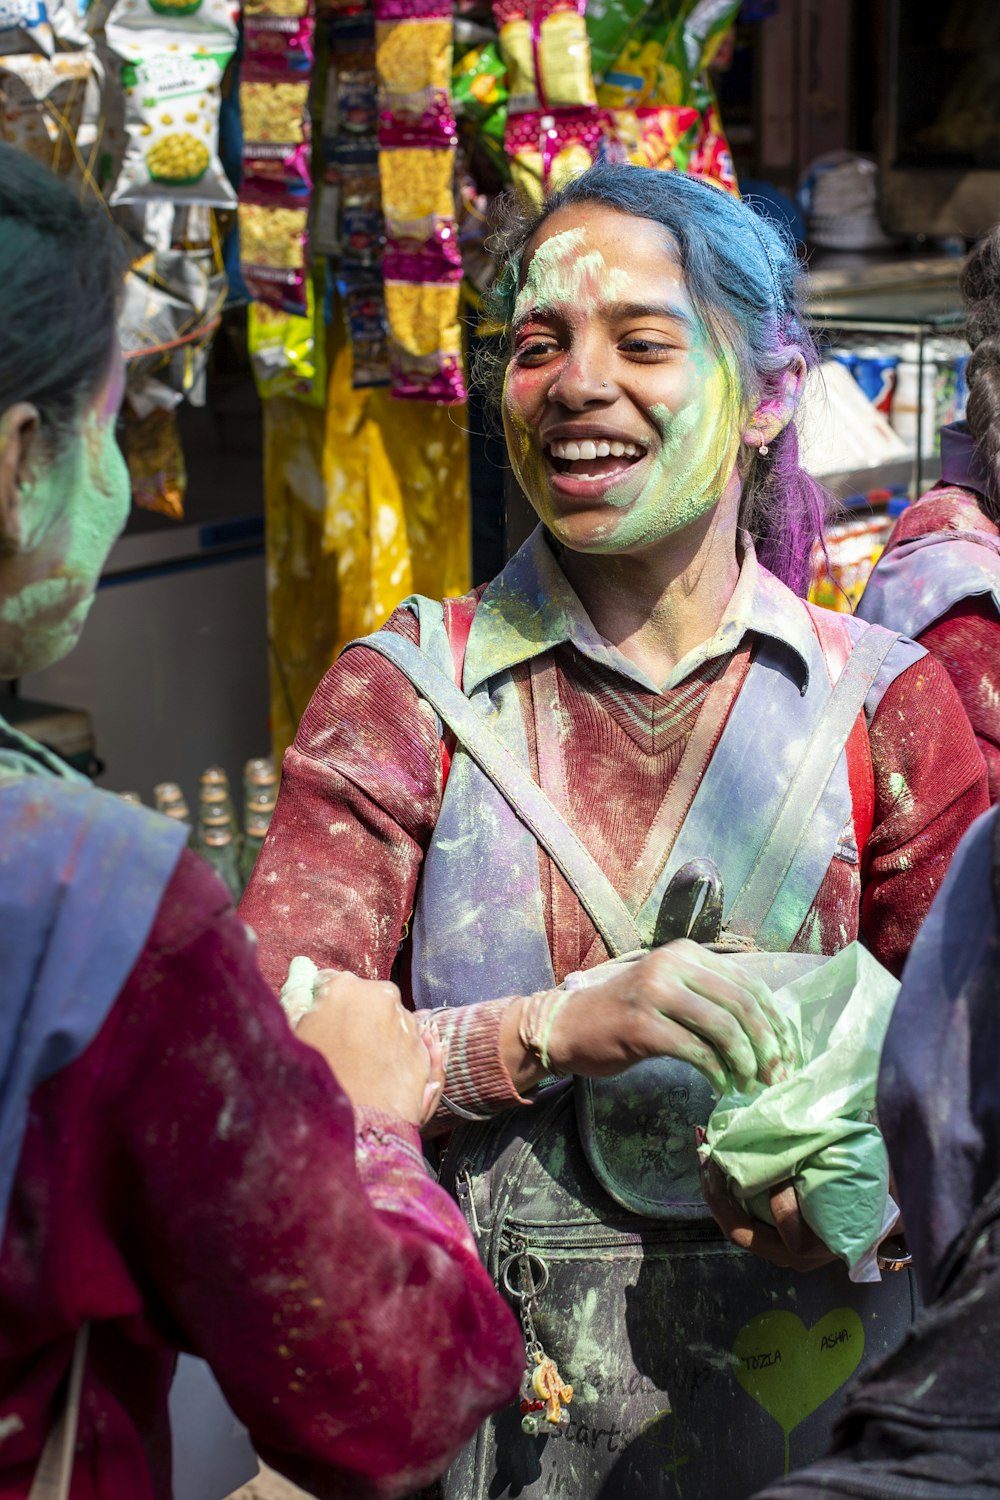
110, 49, 237, 205
703, 942, 901, 1283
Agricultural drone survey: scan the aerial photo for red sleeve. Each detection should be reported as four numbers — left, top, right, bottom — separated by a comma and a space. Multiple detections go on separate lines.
93, 852, 521, 1498
240, 609, 442, 993
916, 598, 1000, 804
860, 653, 990, 974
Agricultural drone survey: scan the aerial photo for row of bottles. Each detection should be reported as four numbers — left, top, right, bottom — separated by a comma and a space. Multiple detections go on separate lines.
122, 758, 278, 900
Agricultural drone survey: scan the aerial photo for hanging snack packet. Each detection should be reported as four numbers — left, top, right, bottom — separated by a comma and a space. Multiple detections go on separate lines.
106, 0, 239, 52
110, 48, 236, 206
244, 9, 315, 78
374, 0, 454, 142
384, 269, 464, 403
239, 189, 309, 311
245, 0, 309, 14
584, 0, 651, 85
607, 103, 699, 170
493, 0, 595, 114
379, 143, 460, 268
339, 272, 390, 388
337, 142, 382, 265
123, 400, 187, 521
505, 107, 609, 204
0, 49, 100, 178
451, 39, 507, 143
322, 14, 376, 138
689, 99, 738, 194
248, 274, 327, 403
0, 0, 55, 56
240, 76, 311, 193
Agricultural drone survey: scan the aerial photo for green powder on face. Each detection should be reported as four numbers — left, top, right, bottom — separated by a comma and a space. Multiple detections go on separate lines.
513, 227, 632, 327
587, 357, 742, 553
0, 415, 131, 673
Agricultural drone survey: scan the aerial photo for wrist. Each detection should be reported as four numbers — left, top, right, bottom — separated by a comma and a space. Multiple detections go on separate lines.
501, 995, 549, 1093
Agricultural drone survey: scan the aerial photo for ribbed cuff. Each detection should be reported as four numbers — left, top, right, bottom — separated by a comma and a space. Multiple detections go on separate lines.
435, 996, 532, 1119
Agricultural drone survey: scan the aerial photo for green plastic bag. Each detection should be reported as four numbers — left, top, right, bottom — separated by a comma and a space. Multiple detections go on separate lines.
703, 943, 900, 1283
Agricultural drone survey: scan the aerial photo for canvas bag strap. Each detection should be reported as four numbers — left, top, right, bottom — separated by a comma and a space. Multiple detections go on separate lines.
29, 1323, 89, 1500
347, 634, 645, 957
726, 623, 900, 938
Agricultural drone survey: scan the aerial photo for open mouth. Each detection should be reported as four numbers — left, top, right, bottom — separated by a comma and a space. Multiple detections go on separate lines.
545, 436, 649, 484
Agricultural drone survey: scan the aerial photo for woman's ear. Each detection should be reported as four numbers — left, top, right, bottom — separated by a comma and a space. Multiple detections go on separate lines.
741, 353, 808, 452
0, 404, 41, 551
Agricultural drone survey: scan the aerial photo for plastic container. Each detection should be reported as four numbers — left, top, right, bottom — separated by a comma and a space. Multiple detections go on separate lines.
889, 341, 937, 458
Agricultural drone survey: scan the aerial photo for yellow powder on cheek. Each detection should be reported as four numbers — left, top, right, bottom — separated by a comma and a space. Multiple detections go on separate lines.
501, 368, 550, 516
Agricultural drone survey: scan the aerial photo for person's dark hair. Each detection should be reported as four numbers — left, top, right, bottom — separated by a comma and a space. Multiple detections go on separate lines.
960, 223, 1000, 511
481, 164, 830, 595
0, 144, 125, 455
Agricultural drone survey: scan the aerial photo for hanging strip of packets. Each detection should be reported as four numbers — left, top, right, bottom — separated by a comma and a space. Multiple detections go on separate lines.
313, 0, 392, 389
374, 0, 465, 404
238, 0, 316, 313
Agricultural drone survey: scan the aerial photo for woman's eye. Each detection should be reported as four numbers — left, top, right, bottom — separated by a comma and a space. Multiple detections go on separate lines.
619, 337, 674, 358
513, 340, 558, 365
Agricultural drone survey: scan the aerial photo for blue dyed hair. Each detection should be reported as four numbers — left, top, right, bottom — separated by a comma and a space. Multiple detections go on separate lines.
486, 164, 830, 595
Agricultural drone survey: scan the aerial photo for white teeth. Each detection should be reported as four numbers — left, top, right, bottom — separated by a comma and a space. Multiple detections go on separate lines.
547, 437, 648, 460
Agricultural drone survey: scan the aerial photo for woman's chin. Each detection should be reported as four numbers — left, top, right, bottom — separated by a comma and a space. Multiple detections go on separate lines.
0, 621, 86, 679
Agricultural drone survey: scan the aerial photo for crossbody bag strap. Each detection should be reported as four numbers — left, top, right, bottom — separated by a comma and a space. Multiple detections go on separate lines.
29, 1323, 89, 1500
348, 633, 644, 958
726, 623, 899, 938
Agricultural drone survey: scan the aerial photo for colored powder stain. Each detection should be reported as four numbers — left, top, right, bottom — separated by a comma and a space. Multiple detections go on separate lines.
513, 227, 630, 325
0, 415, 130, 670
593, 360, 740, 554
887, 771, 913, 815
566, 1285, 604, 1401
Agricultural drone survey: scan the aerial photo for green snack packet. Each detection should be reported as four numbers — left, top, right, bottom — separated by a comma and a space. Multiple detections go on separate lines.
584, 0, 653, 86
248, 268, 327, 405
704, 944, 901, 1284
452, 40, 508, 143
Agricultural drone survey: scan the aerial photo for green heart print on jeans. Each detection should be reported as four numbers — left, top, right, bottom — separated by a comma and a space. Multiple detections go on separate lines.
732, 1308, 864, 1472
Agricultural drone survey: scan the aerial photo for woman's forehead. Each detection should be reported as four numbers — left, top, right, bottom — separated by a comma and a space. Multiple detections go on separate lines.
514, 204, 689, 324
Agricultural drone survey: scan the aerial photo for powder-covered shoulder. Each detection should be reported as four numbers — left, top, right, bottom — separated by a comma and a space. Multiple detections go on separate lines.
135, 845, 235, 960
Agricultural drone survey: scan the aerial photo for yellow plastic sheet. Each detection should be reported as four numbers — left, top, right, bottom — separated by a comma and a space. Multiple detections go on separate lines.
264, 315, 470, 759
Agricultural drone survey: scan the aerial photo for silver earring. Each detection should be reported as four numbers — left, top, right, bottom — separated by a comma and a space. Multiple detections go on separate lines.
759, 443, 769, 457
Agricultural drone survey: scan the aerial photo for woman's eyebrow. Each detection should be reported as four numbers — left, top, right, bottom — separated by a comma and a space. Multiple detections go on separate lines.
605, 300, 692, 325
511, 302, 562, 334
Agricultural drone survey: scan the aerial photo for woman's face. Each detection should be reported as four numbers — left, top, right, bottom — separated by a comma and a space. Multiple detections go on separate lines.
502, 203, 745, 556
0, 348, 131, 677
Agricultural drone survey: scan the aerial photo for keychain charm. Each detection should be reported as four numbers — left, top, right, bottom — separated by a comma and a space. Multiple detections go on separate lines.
500, 1241, 574, 1435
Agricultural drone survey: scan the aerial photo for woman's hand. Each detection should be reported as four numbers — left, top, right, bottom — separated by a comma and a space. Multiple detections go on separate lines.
296, 971, 446, 1127
504, 940, 794, 1095
697, 1151, 836, 1272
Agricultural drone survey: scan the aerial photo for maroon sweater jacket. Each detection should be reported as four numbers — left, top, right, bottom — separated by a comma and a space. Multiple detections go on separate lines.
0, 851, 521, 1499
242, 547, 989, 1120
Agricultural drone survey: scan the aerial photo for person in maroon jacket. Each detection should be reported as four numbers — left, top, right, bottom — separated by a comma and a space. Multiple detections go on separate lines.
0, 145, 522, 1499
242, 166, 989, 1500
858, 224, 1000, 800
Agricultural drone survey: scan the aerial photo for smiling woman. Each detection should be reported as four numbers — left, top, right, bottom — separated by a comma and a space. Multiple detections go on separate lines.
242, 165, 990, 1500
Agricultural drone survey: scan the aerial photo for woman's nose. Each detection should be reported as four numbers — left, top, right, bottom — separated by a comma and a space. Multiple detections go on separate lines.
545, 352, 616, 410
